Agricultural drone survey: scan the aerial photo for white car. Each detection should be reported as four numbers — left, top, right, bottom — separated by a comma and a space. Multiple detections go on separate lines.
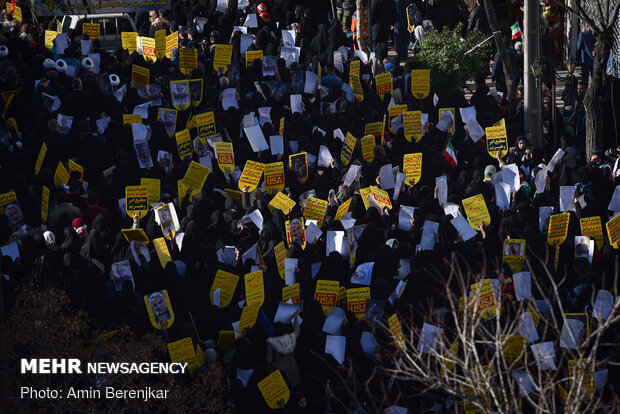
60, 13, 137, 53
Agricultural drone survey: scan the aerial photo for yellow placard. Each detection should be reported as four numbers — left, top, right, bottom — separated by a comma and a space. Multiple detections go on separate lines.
217, 330, 235, 350
388, 314, 406, 349
210, 270, 239, 308
486, 119, 508, 158
0, 191, 16, 215
580, 216, 604, 250
568, 359, 595, 397
238, 160, 264, 192
215, 142, 235, 174
264, 162, 285, 194
258, 370, 290, 409
140, 36, 156, 63
45, 30, 58, 52
403, 153, 422, 185
244, 270, 265, 307
125, 185, 149, 219
82, 23, 100, 40
94, 330, 118, 343
388, 105, 407, 133
462, 193, 491, 228
141, 178, 160, 206
131, 64, 150, 89
121, 32, 137, 53
8, 4, 21, 20
123, 114, 142, 124
144, 289, 174, 329
197, 111, 216, 140
165, 32, 178, 58
269, 191, 296, 214
279, 117, 285, 135
503, 239, 526, 272
341, 132, 357, 166
548, 212, 570, 246
175, 129, 193, 160
153, 237, 172, 268
361, 135, 375, 162
282, 283, 300, 304
304, 197, 328, 228
183, 161, 210, 195
167, 337, 197, 373
371, 186, 392, 210
403, 110, 423, 142
335, 198, 352, 221
53, 161, 69, 188
179, 48, 197, 75
213, 44, 233, 72
68, 159, 84, 182
350, 60, 360, 77
502, 335, 525, 366
238, 303, 261, 332
154, 29, 166, 58
470, 279, 496, 319
314, 280, 339, 314
349, 73, 364, 102
122, 228, 149, 244
347, 287, 371, 319
411, 69, 430, 99
41, 186, 49, 223
607, 214, 620, 248
375, 72, 393, 99
225, 189, 243, 208
336, 285, 347, 308
34, 142, 47, 175
274, 241, 288, 280
246, 50, 263, 67
364, 122, 383, 141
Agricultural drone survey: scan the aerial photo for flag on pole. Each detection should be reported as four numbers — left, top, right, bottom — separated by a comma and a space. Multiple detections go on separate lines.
443, 141, 457, 168
511, 22, 522, 40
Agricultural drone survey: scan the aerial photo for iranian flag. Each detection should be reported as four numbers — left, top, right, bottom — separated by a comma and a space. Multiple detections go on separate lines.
443, 141, 457, 168
511, 22, 522, 40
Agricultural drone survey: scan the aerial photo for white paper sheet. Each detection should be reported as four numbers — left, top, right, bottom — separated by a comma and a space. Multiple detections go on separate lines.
284, 258, 298, 286
222, 88, 239, 110
269, 135, 284, 155
513, 370, 535, 396
560, 318, 584, 349
435, 175, 448, 206
333, 128, 345, 142
464, 117, 485, 142
318, 145, 334, 168
323, 308, 345, 335
608, 186, 620, 212
518, 312, 539, 343
539, 206, 553, 232
417, 323, 442, 353
326, 231, 348, 257
304, 71, 318, 95
495, 182, 511, 210
530, 341, 557, 370
243, 13, 257, 28
360, 331, 376, 355
241, 242, 259, 265
513, 272, 531, 301
559, 186, 576, 212
1, 241, 20, 261
213, 288, 221, 308
351, 262, 374, 285
593, 290, 614, 320
379, 163, 395, 190
398, 206, 415, 231
450, 215, 477, 241
236, 368, 253, 388
546, 148, 565, 172
535, 168, 547, 194
290, 94, 302, 114
274, 302, 302, 324
325, 335, 346, 365
80, 39, 91, 56
435, 110, 454, 132
281, 29, 296, 46
305, 222, 322, 244
459, 106, 477, 124
343, 165, 361, 187
244, 125, 269, 152
443, 202, 459, 219
420, 221, 439, 250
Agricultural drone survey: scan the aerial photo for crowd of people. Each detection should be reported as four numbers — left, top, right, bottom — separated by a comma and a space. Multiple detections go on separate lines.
0, 0, 619, 412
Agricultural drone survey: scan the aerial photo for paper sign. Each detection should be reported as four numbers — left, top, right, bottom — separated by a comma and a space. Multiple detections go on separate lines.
568, 359, 595, 397
335, 198, 352, 221
340, 133, 357, 166
82, 23, 100, 40
53, 161, 69, 188
347, 287, 370, 319
403, 153, 422, 185
140, 36, 156, 63
35, 142, 47, 175
607, 214, 620, 248
410, 69, 430, 99
210, 270, 239, 308
462, 194, 491, 228
170, 80, 190, 110
547, 213, 570, 246
244, 270, 265, 307
238, 303, 260, 332
304, 197, 328, 228
179, 48, 198, 75
152, 237, 172, 268
503, 239, 525, 272
167, 338, 197, 373
125, 186, 148, 219
470, 279, 496, 319
486, 120, 508, 158
144, 289, 174, 329
269, 192, 296, 214
165, 32, 178, 58
197, 111, 216, 140
361, 135, 375, 162
131, 64, 149, 89
437, 108, 455, 134
258, 370, 290, 409
245, 50, 263, 67
213, 44, 233, 71
315, 280, 339, 314
264, 162, 285, 194
375, 72, 392, 99
388, 314, 406, 349
403, 111, 423, 142
580, 216, 604, 250
388, 105, 407, 133
122, 32, 137, 52
282, 283, 300, 304
238, 160, 264, 192
214, 142, 234, 174
274, 242, 288, 280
